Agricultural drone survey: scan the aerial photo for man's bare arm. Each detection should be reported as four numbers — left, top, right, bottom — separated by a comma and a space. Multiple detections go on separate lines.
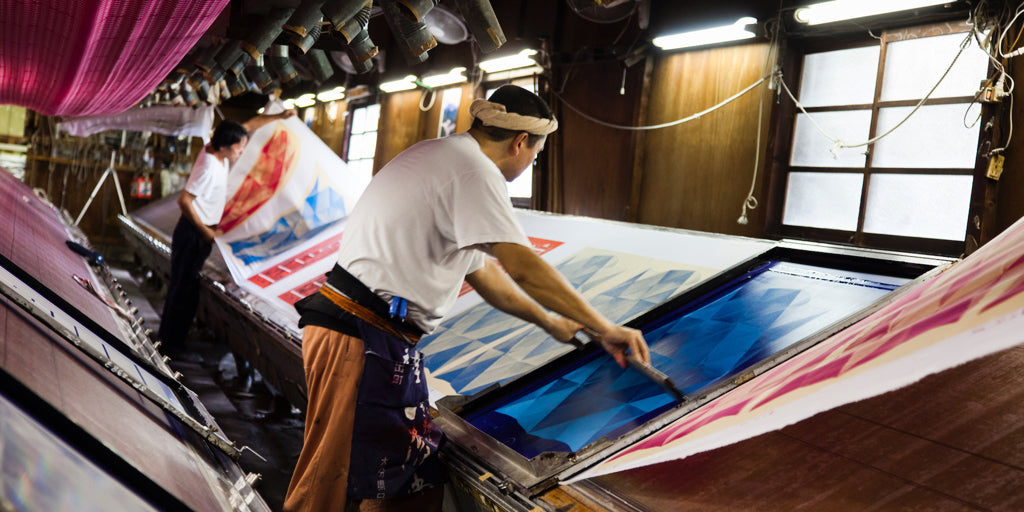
490, 242, 649, 367
466, 259, 581, 343
177, 190, 219, 242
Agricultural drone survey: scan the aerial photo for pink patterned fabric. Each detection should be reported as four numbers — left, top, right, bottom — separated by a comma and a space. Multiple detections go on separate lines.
0, 0, 228, 116
577, 215, 1024, 479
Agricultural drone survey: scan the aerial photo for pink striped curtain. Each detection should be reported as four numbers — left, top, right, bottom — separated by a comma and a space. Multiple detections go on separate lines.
0, 0, 229, 116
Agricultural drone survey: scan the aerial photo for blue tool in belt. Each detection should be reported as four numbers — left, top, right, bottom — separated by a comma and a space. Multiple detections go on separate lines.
388, 296, 408, 321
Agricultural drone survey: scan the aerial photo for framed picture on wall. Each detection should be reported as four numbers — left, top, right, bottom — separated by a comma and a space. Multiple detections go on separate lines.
438, 87, 462, 138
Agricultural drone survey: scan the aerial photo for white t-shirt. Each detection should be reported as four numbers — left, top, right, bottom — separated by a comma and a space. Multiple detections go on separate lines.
184, 148, 228, 226
336, 132, 530, 333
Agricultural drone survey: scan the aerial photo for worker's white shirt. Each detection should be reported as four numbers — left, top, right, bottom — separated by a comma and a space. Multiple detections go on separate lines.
184, 148, 228, 226
336, 132, 530, 333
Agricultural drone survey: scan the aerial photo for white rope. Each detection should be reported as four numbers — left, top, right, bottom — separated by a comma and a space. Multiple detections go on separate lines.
776, 31, 972, 159
552, 75, 767, 131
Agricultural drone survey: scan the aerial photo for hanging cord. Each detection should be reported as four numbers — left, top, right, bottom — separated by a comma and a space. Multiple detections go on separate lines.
980, 1, 1024, 155
419, 88, 437, 111
552, 75, 767, 131
738, 14, 782, 225
776, 30, 972, 159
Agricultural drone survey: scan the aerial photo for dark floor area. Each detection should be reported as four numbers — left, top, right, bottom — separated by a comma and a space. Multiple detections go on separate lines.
110, 261, 304, 511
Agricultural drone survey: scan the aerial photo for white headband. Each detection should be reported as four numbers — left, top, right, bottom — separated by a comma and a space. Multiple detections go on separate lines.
469, 99, 558, 135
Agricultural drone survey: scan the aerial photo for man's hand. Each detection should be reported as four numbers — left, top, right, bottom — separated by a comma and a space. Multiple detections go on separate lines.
595, 325, 650, 369
202, 226, 222, 243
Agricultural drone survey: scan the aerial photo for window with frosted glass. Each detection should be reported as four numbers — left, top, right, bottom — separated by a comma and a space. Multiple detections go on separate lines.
880, 32, 990, 101
798, 46, 880, 107
780, 25, 989, 252
872, 104, 982, 169
790, 110, 872, 168
863, 174, 972, 240
347, 103, 380, 183
783, 172, 863, 231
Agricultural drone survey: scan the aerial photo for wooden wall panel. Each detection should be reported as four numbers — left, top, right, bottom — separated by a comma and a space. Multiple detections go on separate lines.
637, 43, 773, 237
556, 60, 645, 221
375, 90, 427, 171
309, 99, 349, 157
373, 84, 477, 174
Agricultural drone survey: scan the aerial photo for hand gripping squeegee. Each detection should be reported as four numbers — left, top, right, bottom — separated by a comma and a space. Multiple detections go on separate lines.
571, 329, 685, 403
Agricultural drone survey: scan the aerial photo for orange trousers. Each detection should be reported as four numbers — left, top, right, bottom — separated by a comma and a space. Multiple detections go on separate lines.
283, 326, 443, 512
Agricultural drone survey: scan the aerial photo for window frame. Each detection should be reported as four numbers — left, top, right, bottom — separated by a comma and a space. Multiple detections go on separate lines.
343, 97, 381, 178
765, 22, 995, 257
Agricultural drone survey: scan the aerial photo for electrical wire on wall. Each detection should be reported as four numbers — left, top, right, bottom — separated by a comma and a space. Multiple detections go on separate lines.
546, 0, 1024, 229
775, 30, 973, 159
738, 13, 782, 226
973, 0, 1024, 157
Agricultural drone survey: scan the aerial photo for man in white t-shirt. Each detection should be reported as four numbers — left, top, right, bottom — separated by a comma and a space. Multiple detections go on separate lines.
285, 86, 650, 512
159, 111, 294, 358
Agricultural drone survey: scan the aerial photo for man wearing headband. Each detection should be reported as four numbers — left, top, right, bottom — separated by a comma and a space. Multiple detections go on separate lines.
285, 85, 649, 512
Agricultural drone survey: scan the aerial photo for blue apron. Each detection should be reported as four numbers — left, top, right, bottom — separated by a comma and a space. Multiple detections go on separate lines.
347, 319, 445, 499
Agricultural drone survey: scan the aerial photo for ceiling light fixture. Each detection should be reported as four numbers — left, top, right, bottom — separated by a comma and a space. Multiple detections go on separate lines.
793, 0, 949, 25
421, 67, 467, 88
653, 17, 758, 50
479, 49, 538, 73
293, 93, 317, 108
379, 75, 419, 93
316, 86, 346, 102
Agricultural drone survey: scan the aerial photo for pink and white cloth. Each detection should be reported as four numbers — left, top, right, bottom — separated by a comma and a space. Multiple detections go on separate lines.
0, 0, 228, 116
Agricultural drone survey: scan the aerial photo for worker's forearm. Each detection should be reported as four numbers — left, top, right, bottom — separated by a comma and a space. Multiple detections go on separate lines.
467, 261, 556, 331
493, 244, 613, 335
242, 110, 295, 132
515, 263, 613, 334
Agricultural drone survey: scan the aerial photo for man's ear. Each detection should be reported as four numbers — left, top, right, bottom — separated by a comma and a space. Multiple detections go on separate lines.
511, 132, 530, 155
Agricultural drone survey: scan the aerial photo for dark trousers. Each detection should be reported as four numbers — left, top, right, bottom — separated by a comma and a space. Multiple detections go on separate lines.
159, 217, 213, 349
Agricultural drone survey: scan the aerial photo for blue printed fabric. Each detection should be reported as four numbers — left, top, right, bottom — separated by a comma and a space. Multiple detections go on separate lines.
466, 262, 905, 458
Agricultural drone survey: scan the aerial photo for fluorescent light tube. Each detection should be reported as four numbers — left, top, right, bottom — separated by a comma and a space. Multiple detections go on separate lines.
480, 49, 538, 73
293, 93, 316, 108
379, 75, 418, 93
653, 17, 758, 50
794, 0, 949, 25
316, 86, 346, 102
422, 67, 467, 88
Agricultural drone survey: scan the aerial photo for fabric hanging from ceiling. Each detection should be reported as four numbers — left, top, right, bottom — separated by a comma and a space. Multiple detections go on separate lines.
0, 0, 229, 117
58, 105, 215, 141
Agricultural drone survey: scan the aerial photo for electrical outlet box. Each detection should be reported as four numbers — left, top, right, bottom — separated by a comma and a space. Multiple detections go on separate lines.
987, 154, 1005, 180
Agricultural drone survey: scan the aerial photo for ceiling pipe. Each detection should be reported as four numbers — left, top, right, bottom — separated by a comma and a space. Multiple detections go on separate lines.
453, 0, 506, 53
240, 7, 296, 61
321, 0, 366, 30
380, 0, 438, 64
331, 1, 377, 73
211, 41, 250, 83
245, 55, 276, 93
284, 0, 329, 53
292, 22, 324, 54
267, 45, 299, 84
306, 48, 335, 82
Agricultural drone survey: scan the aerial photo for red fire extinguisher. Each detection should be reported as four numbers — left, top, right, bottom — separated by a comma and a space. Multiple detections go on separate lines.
131, 175, 142, 199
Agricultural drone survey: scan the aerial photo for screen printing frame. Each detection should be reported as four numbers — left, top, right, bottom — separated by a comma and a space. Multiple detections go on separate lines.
0, 250, 246, 459
435, 241, 953, 495
0, 366, 191, 511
